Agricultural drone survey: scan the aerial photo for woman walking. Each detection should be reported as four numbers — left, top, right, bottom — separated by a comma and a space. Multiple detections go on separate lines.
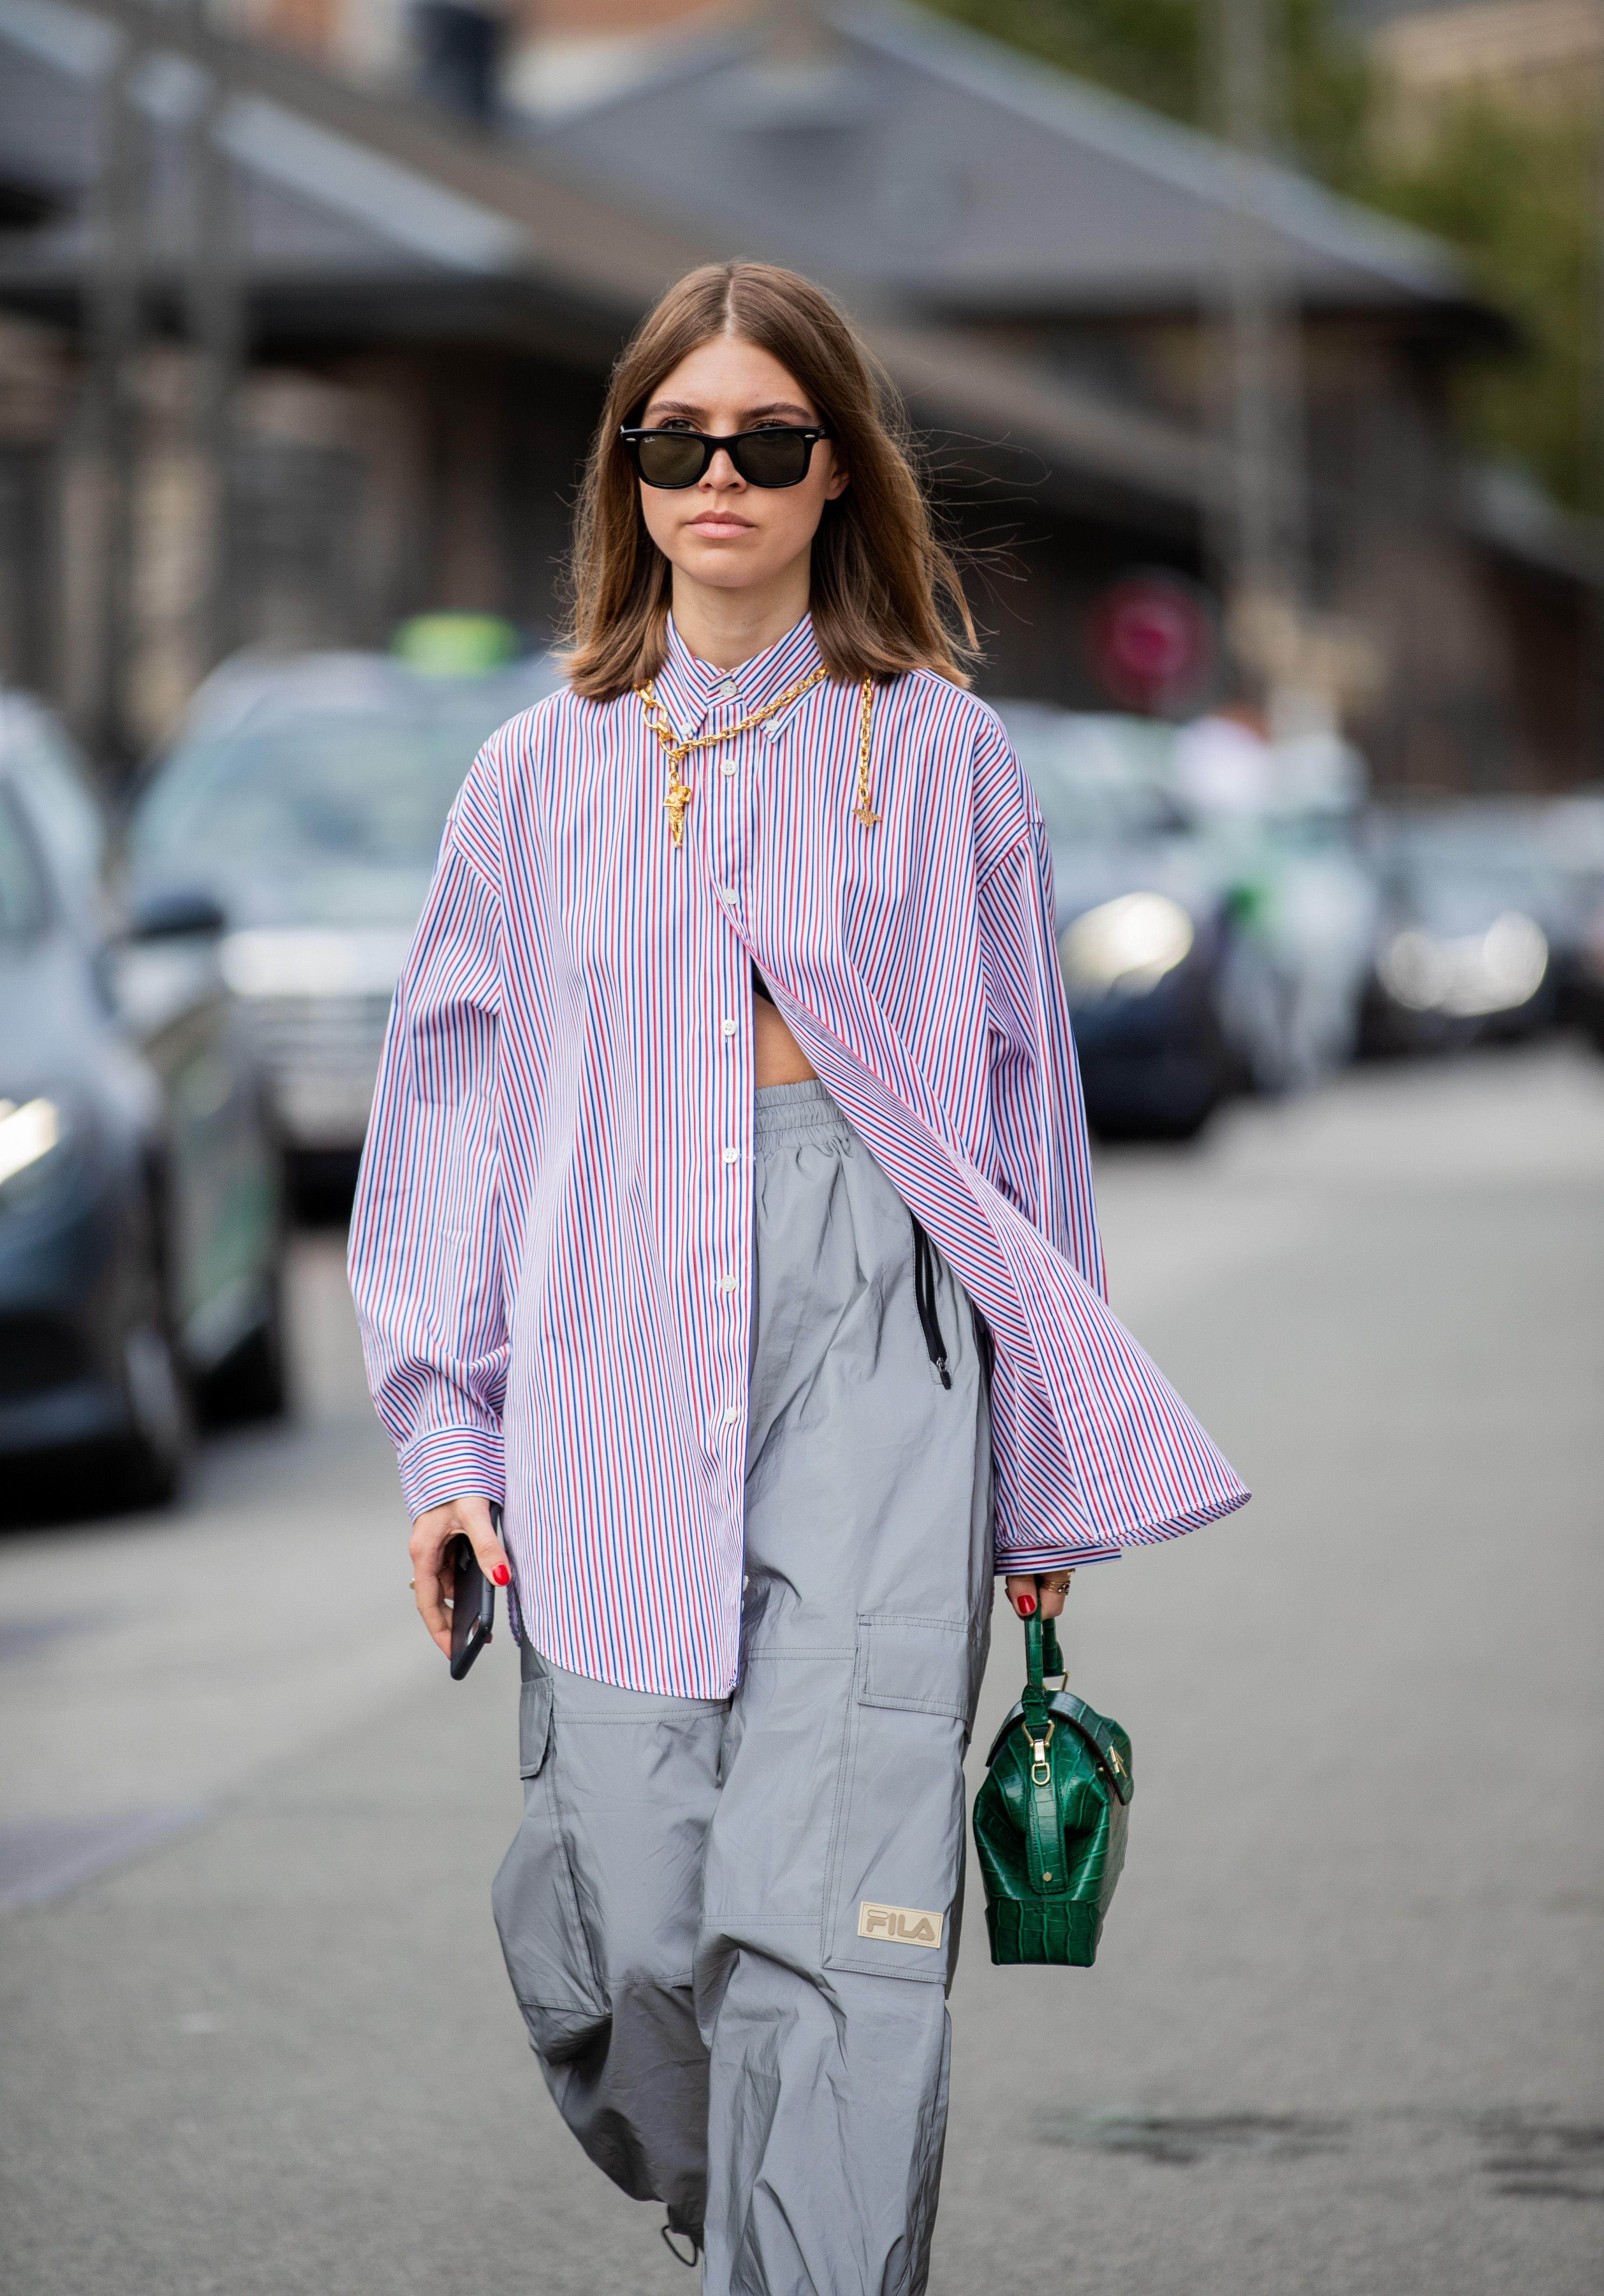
349, 261, 1244, 2295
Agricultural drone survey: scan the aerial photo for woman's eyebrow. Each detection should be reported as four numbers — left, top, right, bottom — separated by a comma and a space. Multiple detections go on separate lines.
641, 398, 818, 423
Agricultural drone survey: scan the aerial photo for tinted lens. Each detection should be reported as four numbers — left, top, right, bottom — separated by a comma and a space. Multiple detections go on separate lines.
734, 431, 811, 486
634, 433, 707, 488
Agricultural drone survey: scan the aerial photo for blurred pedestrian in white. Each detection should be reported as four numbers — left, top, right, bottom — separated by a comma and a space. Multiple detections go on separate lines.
1176, 708, 1375, 1089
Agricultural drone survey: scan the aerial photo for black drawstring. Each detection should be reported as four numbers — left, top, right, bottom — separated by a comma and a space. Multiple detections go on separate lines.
910, 1216, 952, 1389
661, 2223, 701, 2267
972, 1303, 995, 1391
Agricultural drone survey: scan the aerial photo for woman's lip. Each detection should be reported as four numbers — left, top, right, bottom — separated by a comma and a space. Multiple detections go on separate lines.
688, 514, 754, 531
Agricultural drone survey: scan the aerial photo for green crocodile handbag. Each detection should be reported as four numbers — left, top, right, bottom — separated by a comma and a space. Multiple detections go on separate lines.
972, 1609, 1133, 1965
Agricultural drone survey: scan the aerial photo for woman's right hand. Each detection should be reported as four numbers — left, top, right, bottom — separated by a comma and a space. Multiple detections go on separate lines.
410, 1495, 510, 1656
1005, 1571, 1073, 1622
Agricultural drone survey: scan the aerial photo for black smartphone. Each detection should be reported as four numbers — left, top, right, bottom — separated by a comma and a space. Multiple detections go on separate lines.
448, 1529, 496, 1680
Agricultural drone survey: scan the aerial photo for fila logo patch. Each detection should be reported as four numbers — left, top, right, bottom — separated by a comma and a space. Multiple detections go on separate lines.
857, 1900, 944, 1949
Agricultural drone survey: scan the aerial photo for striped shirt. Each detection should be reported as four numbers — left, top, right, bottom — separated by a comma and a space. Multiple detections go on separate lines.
348, 614, 1247, 1698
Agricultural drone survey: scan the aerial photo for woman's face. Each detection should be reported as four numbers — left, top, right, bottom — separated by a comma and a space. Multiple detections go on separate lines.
634, 335, 848, 598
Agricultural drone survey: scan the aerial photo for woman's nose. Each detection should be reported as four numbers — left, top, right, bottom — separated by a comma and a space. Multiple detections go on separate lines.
704, 448, 744, 489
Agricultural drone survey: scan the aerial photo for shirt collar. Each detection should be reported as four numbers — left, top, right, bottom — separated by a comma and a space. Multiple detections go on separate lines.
653, 612, 825, 740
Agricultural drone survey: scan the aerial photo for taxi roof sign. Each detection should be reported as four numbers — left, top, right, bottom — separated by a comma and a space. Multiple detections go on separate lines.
390, 614, 524, 677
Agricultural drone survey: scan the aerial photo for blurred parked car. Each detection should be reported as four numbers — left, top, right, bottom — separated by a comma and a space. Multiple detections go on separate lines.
0, 691, 285, 1509
1360, 804, 1566, 1054
127, 620, 561, 1192
998, 706, 1239, 1138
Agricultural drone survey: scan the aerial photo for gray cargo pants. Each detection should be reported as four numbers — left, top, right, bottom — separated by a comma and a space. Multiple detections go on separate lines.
492, 1080, 993, 2295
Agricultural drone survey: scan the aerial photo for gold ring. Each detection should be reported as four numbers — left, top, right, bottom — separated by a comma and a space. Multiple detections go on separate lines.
408, 1579, 416, 1590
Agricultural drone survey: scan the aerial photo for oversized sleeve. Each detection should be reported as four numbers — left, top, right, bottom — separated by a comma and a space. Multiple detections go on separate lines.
347, 786, 508, 1517
977, 814, 1108, 1306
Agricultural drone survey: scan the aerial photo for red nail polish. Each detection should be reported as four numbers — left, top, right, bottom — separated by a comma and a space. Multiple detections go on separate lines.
1016, 1594, 1035, 1616
492, 1564, 510, 1587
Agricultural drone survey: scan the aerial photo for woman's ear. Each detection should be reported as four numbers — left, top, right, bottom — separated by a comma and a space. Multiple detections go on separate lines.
824, 455, 850, 502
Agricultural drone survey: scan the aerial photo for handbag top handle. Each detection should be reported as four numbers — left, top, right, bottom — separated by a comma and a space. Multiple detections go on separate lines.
1022, 1608, 1065, 1733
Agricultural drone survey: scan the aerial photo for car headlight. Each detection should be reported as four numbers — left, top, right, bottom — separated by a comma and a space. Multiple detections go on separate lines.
0, 1094, 72, 1210
1059, 893, 1196, 1000
1378, 912, 1546, 1018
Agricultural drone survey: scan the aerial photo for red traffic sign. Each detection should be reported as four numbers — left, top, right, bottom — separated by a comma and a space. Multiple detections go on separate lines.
1088, 572, 1217, 715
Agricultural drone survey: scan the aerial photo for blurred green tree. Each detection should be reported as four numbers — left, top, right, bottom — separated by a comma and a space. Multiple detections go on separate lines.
926, 0, 1601, 511
1369, 100, 1598, 513
923, 0, 1376, 178
923, 0, 1207, 122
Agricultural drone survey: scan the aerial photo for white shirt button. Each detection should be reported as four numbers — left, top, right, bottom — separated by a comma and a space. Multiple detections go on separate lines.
719, 757, 737, 776
718, 1275, 737, 1294
722, 1146, 739, 1164
721, 1017, 737, 1037
722, 1405, 741, 1426
719, 678, 739, 698
720, 886, 736, 903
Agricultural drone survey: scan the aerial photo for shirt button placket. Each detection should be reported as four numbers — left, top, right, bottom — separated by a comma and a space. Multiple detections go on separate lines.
713, 710, 750, 1469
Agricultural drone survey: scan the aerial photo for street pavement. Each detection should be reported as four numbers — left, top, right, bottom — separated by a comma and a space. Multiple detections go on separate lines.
1, 1045, 1600, 2296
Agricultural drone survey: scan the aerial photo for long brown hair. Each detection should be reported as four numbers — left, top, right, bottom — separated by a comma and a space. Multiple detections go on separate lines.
562, 262, 978, 699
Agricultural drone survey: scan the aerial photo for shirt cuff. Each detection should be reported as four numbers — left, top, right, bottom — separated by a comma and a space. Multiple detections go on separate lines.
397, 1424, 506, 1519
994, 1541, 1122, 1573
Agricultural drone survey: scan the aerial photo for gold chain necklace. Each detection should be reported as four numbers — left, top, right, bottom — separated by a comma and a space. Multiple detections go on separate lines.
636, 665, 879, 848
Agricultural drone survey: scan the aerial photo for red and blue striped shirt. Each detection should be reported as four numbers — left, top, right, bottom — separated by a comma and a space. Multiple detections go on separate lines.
348, 615, 1247, 1696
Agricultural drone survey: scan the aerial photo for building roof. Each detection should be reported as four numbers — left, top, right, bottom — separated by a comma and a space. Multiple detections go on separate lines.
525, 0, 1479, 322
0, 0, 1235, 526
0, 0, 1510, 547
0, 0, 705, 330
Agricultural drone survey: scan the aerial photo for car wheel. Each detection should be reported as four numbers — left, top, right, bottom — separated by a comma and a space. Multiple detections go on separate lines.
201, 1268, 289, 1424
110, 1313, 193, 1508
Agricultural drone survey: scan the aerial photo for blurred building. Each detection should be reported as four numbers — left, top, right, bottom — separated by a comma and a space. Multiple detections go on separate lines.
0, 0, 1598, 788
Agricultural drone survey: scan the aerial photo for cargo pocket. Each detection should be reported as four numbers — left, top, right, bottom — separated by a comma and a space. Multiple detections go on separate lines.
821, 1613, 976, 1985
492, 1690, 609, 2063
518, 1670, 554, 1779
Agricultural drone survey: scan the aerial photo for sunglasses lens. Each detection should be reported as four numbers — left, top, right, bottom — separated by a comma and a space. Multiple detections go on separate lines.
634, 433, 707, 488
736, 432, 811, 486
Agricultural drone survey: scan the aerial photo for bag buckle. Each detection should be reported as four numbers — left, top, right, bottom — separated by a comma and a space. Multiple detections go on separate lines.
1023, 1718, 1054, 1783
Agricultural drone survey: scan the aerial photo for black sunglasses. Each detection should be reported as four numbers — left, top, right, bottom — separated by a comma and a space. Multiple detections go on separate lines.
620, 425, 831, 490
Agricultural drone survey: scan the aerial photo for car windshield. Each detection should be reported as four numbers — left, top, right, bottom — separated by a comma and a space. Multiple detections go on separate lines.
1022, 762, 1184, 851
1, 702, 105, 896
998, 710, 1183, 851
130, 713, 496, 875
0, 788, 47, 942
1374, 814, 1554, 933
1388, 861, 1548, 935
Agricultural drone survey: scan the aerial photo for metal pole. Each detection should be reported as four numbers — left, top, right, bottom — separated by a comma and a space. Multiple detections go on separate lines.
85, 29, 145, 773
1592, 21, 1604, 776
1217, 0, 1308, 703
186, 0, 245, 675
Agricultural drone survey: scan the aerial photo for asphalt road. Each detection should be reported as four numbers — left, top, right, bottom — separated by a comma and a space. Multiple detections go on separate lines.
2, 1046, 1600, 2296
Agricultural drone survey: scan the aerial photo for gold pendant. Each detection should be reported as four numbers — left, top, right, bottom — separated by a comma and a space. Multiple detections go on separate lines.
663, 766, 693, 848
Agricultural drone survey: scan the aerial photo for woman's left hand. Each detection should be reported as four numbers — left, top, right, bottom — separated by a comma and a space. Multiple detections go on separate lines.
1005, 1571, 1073, 1620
